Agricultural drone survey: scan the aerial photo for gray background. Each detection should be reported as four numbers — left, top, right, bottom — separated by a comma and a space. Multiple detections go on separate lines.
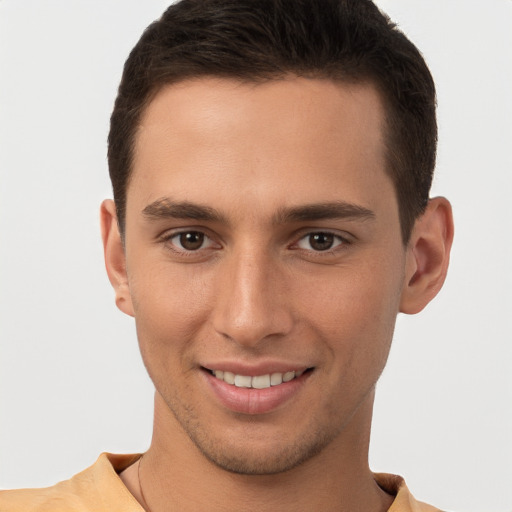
1, 1, 511, 511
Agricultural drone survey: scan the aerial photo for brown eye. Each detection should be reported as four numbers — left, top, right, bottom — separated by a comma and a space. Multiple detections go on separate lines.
297, 232, 344, 252
171, 231, 209, 251
179, 232, 204, 250
309, 233, 334, 251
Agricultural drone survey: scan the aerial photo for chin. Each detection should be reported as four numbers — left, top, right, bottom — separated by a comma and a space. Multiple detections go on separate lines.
183, 417, 335, 476
199, 441, 327, 475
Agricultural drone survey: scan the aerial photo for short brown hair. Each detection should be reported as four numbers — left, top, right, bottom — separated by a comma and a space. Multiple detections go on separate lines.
108, 0, 437, 243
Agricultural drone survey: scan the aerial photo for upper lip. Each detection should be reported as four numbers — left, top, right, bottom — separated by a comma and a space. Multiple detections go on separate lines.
200, 360, 312, 376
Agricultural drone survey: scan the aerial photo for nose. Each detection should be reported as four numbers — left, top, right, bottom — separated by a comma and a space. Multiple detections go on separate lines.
211, 248, 294, 348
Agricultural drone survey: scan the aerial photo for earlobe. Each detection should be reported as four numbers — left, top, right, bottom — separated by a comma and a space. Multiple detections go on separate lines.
100, 199, 135, 317
400, 197, 454, 315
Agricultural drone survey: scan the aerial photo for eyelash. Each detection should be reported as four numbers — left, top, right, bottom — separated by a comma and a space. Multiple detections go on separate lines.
158, 229, 351, 256
160, 230, 218, 255
293, 231, 349, 253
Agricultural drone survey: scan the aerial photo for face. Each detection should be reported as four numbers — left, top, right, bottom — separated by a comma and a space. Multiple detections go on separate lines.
118, 77, 409, 474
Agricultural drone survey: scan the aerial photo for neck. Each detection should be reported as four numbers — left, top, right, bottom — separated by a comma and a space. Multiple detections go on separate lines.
124, 390, 392, 512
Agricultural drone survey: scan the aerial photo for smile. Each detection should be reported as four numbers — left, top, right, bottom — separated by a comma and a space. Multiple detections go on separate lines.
203, 366, 314, 414
209, 369, 308, 389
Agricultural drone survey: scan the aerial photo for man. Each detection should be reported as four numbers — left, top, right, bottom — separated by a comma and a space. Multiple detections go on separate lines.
0, 0, 453, 510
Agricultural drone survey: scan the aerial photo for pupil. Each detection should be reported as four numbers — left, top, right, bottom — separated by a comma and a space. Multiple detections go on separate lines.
180, 232, 204, 250
310, 233, 334, 251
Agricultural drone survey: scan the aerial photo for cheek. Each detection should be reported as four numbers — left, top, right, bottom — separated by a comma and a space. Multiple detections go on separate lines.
127, 260, 212, 364
129, 252, 211, 315
299, 256, 404, 364
304, 266, 401, 326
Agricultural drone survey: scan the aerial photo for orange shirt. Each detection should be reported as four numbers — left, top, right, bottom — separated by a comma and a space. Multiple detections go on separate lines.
0, 453, 442, 512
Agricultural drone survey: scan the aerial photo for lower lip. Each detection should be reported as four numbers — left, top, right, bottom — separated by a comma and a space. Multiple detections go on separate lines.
203, 370, 311, 415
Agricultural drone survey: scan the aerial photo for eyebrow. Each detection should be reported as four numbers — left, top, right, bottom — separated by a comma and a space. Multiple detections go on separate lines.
142, 198, 227, 223
142, 198, 375, 224
272, 202, 376, 224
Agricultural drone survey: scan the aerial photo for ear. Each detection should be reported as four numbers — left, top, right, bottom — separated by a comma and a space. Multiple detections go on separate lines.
400, 197, 454, 314
100, 199, 134, 317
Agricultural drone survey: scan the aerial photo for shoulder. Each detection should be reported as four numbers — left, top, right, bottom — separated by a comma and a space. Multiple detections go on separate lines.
0, 453, 143, 512
374, 473, 444, 512
0, 485, 87, 512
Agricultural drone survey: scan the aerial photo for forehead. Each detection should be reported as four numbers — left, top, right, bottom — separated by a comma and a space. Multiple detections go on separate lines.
129, 77, 392, 217
135, 77, 385, 157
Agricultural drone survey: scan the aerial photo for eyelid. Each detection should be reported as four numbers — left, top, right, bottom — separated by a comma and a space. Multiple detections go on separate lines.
158, 227, 222, 253
296, 234, 342, 250
290, 229, 353, 252
173, 232, 213, 250
156, 226, 353, 255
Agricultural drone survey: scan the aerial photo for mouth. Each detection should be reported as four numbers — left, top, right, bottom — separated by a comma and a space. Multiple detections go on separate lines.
203, 367, 314, 389
201, 365, 315, 415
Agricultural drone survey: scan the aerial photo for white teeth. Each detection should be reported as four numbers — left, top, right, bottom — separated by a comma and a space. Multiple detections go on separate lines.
223, 371, 235, 385
251, 374, 271, 389
234, 374, 252, 388
270, 372, 283, 386
212, 369, 306, 388
282, 371, 295, 382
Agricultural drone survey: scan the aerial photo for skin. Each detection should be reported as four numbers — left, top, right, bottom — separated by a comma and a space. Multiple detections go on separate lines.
102, 77, 453, 511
